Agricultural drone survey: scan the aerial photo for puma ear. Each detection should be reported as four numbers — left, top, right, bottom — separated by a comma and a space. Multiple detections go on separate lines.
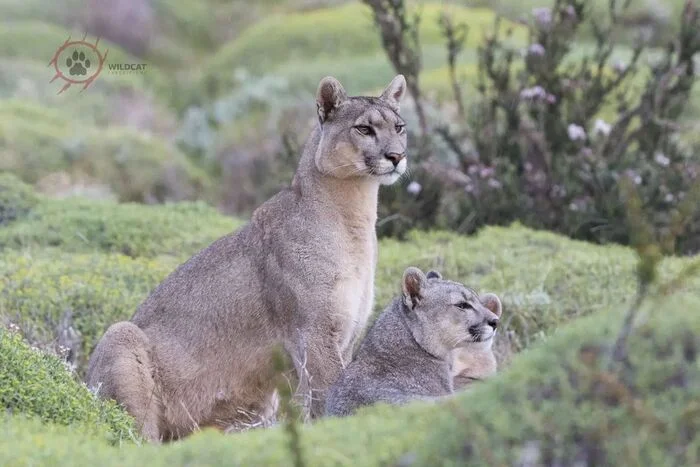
316, 76, 347, 123
402, 266, 426, 308
426, 270, 442, 280
380, 74, 407, 112
480, 293, 502, 318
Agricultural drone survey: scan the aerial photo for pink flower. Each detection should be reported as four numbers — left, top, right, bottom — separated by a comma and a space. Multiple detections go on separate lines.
533, 7, 552, 27
613, 61, 627, 73
594, 119, 611, 136
406, 181, 422, 195
624, 169, 642, 185
654, 152, 670, 167
528, 43, 546, 56
479, 167, 495, 178
567, 123, 586, 141
520, 86, 547, 100
564, 5, 577, 19
487, 178, 502, 189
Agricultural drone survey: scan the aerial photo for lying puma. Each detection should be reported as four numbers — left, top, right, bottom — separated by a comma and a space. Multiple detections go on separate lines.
86, 74, 409, 441
325, 268, 501, 417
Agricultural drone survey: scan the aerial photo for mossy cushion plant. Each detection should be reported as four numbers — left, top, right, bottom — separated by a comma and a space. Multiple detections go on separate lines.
0, 290, 697, 465
0, 249, 179, 374
1, 186, 698, 377
0, 197, 241, 257
0, 326, 137, 444
0, 172, 38, 226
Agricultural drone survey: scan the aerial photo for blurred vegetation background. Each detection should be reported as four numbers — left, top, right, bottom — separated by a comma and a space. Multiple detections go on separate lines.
1, 1, 700, 464
1, 0, 698, 252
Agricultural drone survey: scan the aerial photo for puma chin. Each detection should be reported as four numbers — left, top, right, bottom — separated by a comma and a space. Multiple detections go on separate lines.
376, 158, 407, 185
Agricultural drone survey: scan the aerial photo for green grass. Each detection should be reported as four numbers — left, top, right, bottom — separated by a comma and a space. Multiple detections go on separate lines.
200, 4, 526, 99
1, 289, 698, 465
0, 328, 137, 444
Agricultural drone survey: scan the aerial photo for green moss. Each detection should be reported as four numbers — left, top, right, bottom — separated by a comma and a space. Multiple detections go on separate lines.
0, 172, 38, 226
0, 102, 211, 203
0, 197, 241, 257
1, 291, 698, 465
0, 328, 137, 443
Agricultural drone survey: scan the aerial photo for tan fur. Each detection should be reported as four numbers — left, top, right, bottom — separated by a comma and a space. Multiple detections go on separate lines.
450, 292, 503, 389
85, 75, 408, 442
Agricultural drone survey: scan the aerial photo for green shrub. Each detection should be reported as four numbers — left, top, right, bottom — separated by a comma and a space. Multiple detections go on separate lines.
0, 101, 211, 203
2, 215, 697, 376
0, 290, 698, 465
376, 224, 699, 349
0, 197, 241, 257
0, 327, 136, 443
0, 250, 179, 373
0, 172, 37, 226
0, 197, 239, 372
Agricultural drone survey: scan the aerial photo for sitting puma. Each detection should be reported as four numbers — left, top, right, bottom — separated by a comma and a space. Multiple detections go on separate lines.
86, 74, 409, 441
325, 268, 501, 417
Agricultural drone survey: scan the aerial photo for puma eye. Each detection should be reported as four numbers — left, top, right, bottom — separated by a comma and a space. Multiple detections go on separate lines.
355, 125, 374, 136
395, 124, 405, 134
456, 302, 474, 310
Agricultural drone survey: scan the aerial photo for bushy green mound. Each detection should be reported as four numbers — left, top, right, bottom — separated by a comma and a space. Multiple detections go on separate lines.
1, 191, 697, 377
0, 101, 210, 202
1, 290, 697, 465
201, 4, 525, 97
0, 250, 179, 373
0, 197, 241, 256
0, 172, 37, 226
376, 225, 698, 349
0, 328, 136, 443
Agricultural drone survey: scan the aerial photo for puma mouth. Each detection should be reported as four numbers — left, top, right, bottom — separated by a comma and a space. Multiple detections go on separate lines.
468, 325, 494, 342
377, 170, 402, 186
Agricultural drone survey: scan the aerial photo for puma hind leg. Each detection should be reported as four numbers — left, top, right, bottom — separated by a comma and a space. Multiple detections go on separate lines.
86, 321, 163, 442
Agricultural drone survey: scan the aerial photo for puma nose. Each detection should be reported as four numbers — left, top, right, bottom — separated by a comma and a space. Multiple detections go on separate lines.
384, 152, 405, 167
487, 318, 499, 330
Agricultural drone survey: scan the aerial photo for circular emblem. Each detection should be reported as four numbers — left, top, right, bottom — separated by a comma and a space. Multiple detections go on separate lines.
49, 35, 108, 94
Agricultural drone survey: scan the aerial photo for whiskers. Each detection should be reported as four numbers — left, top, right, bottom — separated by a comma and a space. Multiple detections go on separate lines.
326, 162, 372, 178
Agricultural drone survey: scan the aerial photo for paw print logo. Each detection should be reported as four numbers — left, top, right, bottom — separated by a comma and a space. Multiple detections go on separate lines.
66, 50, 90, 76
48, 34, 108, 94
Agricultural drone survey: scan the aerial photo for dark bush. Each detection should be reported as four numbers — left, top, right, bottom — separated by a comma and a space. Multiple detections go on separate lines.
370, 0, 700, 254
